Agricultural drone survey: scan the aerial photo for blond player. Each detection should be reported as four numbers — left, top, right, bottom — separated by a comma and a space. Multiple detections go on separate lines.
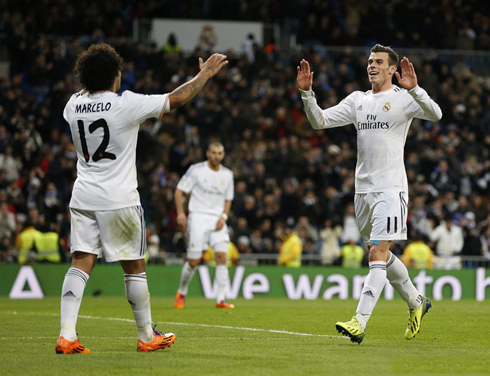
57, 43, 227, 354
298, 44, 442, 344
174, 142, 235, 309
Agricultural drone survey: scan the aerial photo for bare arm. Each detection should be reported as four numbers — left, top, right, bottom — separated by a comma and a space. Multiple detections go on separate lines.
215, 200, 232, 231
169, 53, 228, 110
175, 189, 187, 230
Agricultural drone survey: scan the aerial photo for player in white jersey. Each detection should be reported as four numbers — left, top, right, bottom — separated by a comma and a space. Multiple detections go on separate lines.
298, 44, 442, 344
173, 142, 235, 309
56, 43, 228, 354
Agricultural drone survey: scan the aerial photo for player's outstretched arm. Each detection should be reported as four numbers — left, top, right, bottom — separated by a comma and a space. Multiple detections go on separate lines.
169, 53, 228, 110
298, 59, 355, 130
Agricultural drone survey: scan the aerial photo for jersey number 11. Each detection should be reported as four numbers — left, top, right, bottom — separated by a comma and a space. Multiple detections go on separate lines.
77, 119, 117, 163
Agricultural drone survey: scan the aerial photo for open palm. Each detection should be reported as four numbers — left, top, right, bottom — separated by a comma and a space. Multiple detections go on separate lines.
395, 57, 418, 90
297, 59, 314, 91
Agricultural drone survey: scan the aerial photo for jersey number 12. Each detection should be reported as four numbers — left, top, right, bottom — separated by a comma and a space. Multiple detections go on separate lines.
77, 119, 117, 162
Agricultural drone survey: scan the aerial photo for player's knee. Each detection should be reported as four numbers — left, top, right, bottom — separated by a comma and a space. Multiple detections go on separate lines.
71, 252, 97, 275
214, 242, 228, 264
188, 258, 201, 268
369, 241, 391, 262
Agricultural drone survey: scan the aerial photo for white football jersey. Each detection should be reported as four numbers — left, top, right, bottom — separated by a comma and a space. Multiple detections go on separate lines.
177, 161, 234, 216
63, 90, 170, 210
301, 85, 442, 193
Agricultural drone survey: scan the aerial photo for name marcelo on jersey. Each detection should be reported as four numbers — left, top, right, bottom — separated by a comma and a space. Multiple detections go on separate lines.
357, 114, 389, 130
75, 102, 112, 114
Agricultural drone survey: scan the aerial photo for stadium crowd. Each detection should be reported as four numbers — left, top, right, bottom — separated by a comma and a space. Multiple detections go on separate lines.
0, 0, 489, 265
2, 0, 490, 50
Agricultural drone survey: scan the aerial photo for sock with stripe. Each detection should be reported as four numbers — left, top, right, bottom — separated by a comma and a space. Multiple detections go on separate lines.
355, 261, 387, 330
386, 253, 422, 310
124, 273, 153, 342
215, 264, 229, 303
178, 261, 197, 295
60, 267, 89, 341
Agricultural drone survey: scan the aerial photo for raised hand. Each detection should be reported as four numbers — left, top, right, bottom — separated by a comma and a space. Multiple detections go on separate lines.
199, 53, 228, 79
395, 57, 418, 90
169, 53, 228, 109
297, 59, 314, 91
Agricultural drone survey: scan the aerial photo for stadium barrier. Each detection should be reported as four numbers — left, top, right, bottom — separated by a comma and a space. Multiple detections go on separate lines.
2, 264, 489, 301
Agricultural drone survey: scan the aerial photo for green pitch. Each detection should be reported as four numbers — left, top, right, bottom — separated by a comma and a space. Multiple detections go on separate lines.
1, 297, 489, 375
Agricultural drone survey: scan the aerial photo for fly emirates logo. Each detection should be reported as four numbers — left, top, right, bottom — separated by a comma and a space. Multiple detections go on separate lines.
357, 114, 390, 130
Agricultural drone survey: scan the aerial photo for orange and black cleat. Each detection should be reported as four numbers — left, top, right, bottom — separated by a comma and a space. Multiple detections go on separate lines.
55, 336, 91, 354
174, 292, 186, 309
137, 325, 176, 352
216, 300, 235, 309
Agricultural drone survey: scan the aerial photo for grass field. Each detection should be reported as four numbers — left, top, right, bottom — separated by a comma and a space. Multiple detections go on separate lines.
1, 297, 489, 375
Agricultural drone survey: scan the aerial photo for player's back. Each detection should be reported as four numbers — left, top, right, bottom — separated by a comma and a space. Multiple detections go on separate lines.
63, 90, 168, 210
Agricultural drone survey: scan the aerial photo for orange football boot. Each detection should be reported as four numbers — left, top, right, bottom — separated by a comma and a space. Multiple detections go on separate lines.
137, 325, 176, 352
216, 300, 235, 309
55, 336, 91, 354
174, 292, 186, 309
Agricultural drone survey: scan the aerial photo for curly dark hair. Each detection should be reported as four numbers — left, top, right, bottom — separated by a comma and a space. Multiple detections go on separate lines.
370, 44, 399, 67
74, 43, 123, 93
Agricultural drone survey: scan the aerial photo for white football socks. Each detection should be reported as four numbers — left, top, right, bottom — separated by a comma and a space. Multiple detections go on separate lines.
356, 261, 387, 330
215, 264, 229, 303
386, 253, 422, 310
124, 273, 153, 342
60, 268, 89, 341
178, 261, 197, 295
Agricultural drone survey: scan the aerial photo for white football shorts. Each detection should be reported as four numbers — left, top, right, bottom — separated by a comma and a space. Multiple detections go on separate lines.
355, 191, 408, 245
70, 206, 146, 262
186, 212, 230, 260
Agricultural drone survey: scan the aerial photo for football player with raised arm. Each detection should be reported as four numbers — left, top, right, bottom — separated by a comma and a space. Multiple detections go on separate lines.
56, 43, 227, 354
173, 142, 235, 309
297, 44, 442, 344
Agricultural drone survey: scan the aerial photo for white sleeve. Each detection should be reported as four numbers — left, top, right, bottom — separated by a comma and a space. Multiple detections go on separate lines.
176, 165, 197, 194
226, 173, 234, 201
123, 91, 171, 124
300, 89, 356, 130
405, 86, 442, 122
63, 94, 76, 122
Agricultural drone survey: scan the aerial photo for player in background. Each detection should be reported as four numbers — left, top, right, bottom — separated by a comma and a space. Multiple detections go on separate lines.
174, 142, 235, 309
297, 44, 442, 344
57, 43, 228, 354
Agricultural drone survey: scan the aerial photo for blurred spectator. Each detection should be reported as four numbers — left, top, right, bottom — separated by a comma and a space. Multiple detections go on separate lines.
320, 219, 342, 266
402, 233, 434, 269
341, 203, 361, 245
339, 240, 364, 269
0, 202, 16, 239
429, 215, 464, 257
16, 221, 43, 264
162, 33, 182, 59
236, 236, 252, 254
295, 216, 319, 245
278, 220, 302, 267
